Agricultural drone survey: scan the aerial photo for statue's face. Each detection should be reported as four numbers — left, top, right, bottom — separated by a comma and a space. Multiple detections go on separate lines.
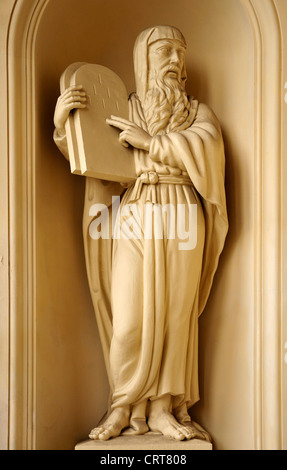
148, 39, 186, 85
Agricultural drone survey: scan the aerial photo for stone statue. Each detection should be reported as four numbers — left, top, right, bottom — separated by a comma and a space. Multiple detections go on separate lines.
53, 25, 228, 442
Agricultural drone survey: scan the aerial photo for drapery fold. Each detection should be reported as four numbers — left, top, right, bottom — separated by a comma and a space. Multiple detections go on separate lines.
54, 91, 228, 426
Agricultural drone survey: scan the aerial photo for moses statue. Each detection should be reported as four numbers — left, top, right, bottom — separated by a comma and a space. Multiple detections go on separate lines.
53, 25, 228, 442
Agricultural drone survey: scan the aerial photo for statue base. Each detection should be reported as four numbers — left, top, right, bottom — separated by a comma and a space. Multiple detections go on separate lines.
75, 432, 212, 450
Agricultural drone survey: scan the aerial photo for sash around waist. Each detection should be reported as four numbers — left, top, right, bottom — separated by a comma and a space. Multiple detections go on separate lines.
126, 171, 194, 204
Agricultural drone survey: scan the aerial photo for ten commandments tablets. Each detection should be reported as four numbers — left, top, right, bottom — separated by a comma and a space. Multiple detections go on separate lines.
60, 63, 136, 183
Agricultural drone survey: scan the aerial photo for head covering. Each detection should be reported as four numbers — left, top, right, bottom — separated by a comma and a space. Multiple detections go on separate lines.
133, 25, 187, 102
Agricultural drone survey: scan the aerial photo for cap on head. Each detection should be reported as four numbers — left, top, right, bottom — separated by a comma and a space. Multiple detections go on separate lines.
133, 25, 187, 102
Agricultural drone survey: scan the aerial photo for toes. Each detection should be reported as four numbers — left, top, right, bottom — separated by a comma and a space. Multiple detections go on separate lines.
180, 426, 196, 440
98, 425, 120, 441
173, 431, 186, 441
167, 429, 185, 441
89, 425, 121, 441
98, 429, 113, 441
89, 426, 114, 441
167, 424, 186, 441
89, 427, 104, 439
182, 426, 211, 442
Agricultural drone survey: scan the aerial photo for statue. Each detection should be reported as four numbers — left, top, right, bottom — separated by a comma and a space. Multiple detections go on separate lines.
53, 25, 228, 443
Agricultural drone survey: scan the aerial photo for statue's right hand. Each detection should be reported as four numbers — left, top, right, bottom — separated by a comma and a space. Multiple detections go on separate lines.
54, 85, 87, 135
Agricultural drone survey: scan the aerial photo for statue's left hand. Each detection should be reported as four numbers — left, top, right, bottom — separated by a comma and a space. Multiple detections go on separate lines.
106, 116, 151, 152
54, 85, 87, 135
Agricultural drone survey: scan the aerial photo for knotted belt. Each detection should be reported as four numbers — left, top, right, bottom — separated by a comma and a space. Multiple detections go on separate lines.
127, 171, 194, 204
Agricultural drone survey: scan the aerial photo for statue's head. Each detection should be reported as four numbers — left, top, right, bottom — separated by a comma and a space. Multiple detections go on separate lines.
133, 25, 187, 103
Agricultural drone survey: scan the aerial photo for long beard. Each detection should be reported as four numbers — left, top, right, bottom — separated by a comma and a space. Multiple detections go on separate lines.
142, 71, 192, 136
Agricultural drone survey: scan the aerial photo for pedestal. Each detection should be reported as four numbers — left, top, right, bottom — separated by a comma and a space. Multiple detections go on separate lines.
75, 432, 212, 450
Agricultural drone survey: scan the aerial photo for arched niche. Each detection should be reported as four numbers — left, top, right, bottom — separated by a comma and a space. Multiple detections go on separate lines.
1, 0, 286, 450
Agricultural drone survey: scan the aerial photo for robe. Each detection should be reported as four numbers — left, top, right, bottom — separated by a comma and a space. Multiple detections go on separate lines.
54, 92, 228, 424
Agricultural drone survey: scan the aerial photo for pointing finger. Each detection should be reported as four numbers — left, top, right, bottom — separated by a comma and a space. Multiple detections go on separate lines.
106, 118, 130, 131
109, 115, 135, 126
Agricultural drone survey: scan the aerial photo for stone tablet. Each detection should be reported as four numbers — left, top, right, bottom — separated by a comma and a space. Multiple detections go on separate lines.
61, 63, 136, 183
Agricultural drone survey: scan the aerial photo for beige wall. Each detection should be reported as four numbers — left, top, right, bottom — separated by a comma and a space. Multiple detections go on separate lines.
1, 0, 286, 450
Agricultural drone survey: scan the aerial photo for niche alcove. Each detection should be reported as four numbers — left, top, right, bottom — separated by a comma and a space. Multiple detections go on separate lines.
0, 0, 286, 450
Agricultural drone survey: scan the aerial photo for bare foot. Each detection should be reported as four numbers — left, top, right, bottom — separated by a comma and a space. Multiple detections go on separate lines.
148, 410, 195, 440
148, 396, 194, 441
89, 406, 130, 441
174, 404, 212, 442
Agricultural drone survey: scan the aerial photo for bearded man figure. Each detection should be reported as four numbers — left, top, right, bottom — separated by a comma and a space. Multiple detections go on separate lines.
53, 25, 228, 442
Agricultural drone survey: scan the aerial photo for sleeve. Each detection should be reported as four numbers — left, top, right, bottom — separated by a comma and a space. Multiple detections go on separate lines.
53, 129, 69, 161
148, 104, 226, 215
149, 133, 187, 170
